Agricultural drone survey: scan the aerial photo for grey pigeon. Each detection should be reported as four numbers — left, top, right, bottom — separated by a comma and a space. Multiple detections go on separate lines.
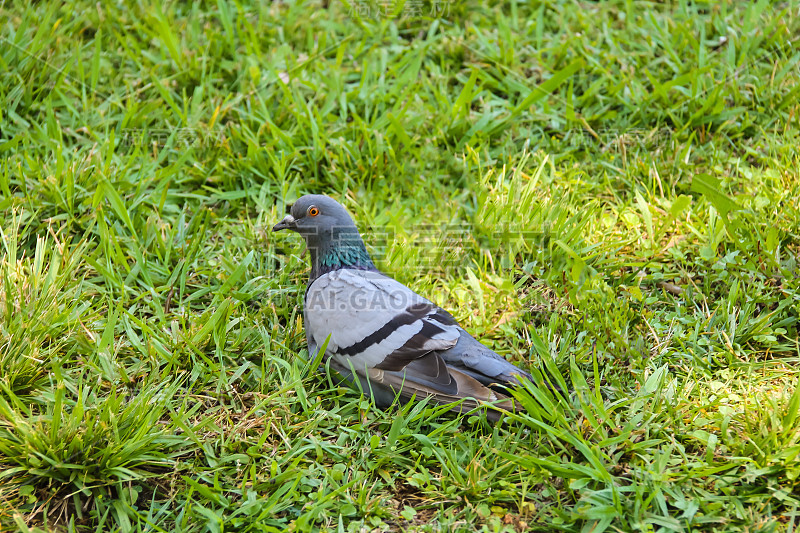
273, 194, 531, 421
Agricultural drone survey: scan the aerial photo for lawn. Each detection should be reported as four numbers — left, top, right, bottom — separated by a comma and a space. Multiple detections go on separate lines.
1, 0, 799, 531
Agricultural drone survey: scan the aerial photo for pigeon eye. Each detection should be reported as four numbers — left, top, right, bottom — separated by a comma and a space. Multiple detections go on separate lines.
308, 206, 320, 217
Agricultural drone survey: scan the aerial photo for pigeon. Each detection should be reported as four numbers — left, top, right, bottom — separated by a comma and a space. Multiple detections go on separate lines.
273, 194, 531, 421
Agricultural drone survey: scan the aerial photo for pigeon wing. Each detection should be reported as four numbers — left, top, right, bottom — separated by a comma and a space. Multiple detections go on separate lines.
305, 269, 527, 420
304, 269, 460, 387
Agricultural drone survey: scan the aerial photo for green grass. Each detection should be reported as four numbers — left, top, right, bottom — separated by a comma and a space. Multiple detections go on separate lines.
1, 0, 799, 530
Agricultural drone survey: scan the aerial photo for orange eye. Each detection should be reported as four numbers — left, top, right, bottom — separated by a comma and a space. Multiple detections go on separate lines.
308, 206, 320, 217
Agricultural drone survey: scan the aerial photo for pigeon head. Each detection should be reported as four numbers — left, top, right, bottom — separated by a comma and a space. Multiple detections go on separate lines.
273, 194, 376, 280
272, 194, 356, 236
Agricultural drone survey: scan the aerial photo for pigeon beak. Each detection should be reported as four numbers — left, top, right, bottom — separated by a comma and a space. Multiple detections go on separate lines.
272, 214, 296, 232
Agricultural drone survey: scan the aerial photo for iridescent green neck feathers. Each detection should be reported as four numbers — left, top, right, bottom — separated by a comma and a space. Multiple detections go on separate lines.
309, 230, 376, 280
